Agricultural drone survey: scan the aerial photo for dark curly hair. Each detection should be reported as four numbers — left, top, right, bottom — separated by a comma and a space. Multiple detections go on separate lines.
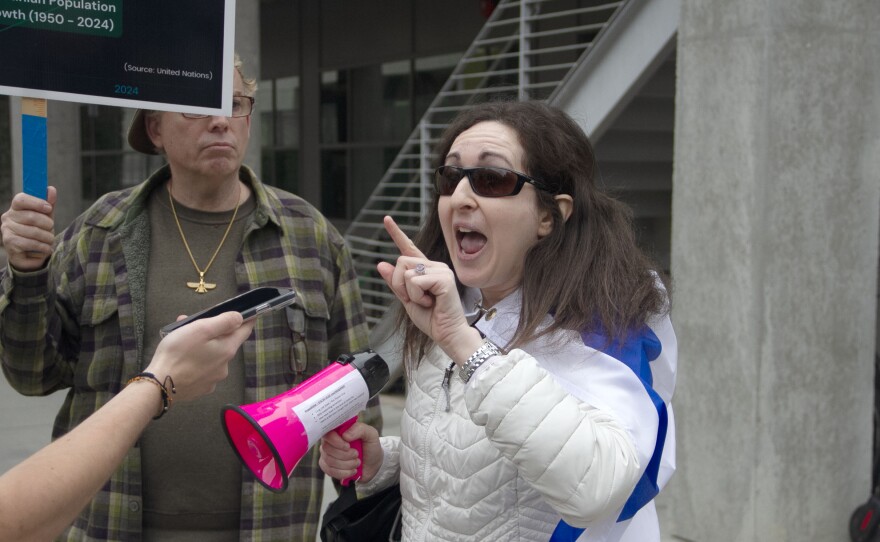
394, 100, 670, 372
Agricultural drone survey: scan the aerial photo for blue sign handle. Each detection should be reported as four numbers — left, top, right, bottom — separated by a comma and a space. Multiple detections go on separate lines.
22, 98, 48, 199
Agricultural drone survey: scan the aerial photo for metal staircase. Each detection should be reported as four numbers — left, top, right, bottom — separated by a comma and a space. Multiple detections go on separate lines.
344, 0, 632, 326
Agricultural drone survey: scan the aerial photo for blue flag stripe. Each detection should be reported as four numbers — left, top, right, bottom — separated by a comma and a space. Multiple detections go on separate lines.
550, 325, 667, 541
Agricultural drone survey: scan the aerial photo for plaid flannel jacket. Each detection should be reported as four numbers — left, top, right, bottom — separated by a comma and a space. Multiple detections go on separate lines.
0, 165, 380, 541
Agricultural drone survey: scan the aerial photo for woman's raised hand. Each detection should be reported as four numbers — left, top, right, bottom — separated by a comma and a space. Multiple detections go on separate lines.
376, 216, 476, 355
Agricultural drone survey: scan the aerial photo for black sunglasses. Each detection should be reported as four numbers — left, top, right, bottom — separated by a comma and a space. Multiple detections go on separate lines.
434, 165, 554, 197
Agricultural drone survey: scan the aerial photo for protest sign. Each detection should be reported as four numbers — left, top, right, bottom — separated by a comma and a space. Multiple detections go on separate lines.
0, 0, 235, 115
0, 0, 235, 196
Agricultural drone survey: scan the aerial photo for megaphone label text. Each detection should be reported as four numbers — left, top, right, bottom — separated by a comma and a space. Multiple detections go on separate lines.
290, 369, 369, 446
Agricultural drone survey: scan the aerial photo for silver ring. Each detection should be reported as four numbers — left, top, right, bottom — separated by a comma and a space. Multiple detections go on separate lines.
414, 263, 426, 275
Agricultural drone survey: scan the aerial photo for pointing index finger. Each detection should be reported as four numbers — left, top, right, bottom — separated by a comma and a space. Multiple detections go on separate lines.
383, 216, 426, 259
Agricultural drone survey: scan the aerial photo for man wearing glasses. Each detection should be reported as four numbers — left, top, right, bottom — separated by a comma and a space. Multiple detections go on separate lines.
0, 55, 380, 541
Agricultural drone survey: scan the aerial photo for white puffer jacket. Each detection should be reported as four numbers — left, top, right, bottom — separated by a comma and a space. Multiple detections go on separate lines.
360, 289, 677, 542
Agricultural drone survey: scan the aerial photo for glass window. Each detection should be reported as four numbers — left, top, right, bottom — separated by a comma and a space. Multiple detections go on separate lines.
258, 80, 274, 146
81, 104, 123, 151
81, 154, 123, 200
349, 146, 400, 214
270, 149, 299, 194
321, 70, 348, 144
321, 149, 347, 219
260, 76, 301, 194
317, 55, 466, 222
80, 105, 162, 200
381, 60, 412, 142
276, 76, 300, 148
415, 53, 459, 119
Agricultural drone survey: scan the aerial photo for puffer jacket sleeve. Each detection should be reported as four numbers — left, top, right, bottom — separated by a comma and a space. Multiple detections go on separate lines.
357, 435, 401, 496
463, 349, 642, 528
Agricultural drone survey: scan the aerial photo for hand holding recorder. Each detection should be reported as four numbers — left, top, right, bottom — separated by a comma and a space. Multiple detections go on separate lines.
160, 287, 297, 337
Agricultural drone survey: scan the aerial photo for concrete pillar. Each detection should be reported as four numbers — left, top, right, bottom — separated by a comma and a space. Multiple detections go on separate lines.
666, 1, 880, 540
47, 101, 82, 229
236, 0, 261, 177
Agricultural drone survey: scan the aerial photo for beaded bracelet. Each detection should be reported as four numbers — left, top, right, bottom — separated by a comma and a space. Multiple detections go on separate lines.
126, 372, 176, 419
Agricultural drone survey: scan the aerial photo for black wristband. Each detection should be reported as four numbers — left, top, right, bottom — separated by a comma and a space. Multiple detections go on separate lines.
126, 372, 176, 419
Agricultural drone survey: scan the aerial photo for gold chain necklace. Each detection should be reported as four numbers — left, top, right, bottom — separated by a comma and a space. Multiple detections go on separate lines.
168, 181, 242, 293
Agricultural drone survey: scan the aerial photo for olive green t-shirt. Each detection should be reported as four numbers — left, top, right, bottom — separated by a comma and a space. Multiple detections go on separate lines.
140, 184, 255, 541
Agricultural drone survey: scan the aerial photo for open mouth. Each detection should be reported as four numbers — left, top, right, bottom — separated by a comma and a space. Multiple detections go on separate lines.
456, 226, 487, 255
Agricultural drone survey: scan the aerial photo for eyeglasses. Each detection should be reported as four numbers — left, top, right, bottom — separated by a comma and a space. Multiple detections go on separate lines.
434, 165, 554, 197
182, 96, 255, 119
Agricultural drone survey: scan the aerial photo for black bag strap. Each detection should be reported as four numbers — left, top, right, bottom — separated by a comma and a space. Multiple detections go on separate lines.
320, 483, 402, 542
321, 483, 359, 535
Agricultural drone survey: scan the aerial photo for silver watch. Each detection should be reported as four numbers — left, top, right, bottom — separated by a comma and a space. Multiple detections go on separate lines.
459, 339, 501, 383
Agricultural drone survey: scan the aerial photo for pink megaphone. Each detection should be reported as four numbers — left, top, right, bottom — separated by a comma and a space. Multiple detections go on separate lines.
221, 350, 389, 492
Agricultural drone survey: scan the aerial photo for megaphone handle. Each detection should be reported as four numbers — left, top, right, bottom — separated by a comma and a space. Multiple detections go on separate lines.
335, 416, 363, 486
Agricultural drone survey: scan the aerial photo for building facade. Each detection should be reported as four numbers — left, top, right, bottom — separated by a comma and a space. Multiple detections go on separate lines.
2, 1, 879, 540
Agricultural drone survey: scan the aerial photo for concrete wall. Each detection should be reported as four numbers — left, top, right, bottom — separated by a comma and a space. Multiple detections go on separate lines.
236, 0, 261, 178
667, 1, 880, 540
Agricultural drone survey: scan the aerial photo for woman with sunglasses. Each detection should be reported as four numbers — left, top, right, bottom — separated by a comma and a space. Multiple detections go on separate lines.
319, 100, 677, 542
